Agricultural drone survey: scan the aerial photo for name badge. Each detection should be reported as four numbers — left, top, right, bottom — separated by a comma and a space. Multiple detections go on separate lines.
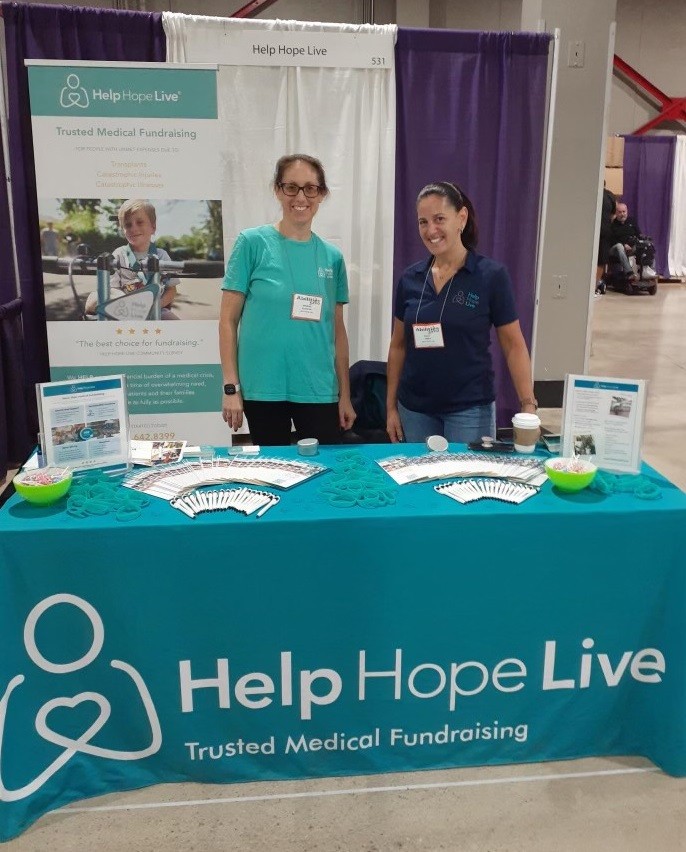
292, 293, 323, 322
413, 322, 445, 349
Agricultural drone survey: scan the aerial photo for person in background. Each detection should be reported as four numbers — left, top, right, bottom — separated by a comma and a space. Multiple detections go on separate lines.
40, 222, 59, 256
84, 200, 179, 319
596, 182, 616, 296
610, 201, 657, 280
219, 153, 356, 446
386, 181, 536, 444
63, 228, 77, 257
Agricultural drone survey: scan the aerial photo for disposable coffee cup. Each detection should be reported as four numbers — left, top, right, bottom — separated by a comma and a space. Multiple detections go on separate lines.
511, 412, 541, 453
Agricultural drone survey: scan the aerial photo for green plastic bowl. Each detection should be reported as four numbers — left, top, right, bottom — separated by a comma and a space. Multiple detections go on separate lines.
13, 467, 73, 505
544, 457, 597, 492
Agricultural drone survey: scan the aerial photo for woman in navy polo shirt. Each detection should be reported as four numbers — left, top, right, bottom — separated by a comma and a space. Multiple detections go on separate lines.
386, 181, 536, 443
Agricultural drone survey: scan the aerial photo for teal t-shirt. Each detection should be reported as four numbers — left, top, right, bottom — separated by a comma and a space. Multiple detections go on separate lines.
222, 225, 349, 403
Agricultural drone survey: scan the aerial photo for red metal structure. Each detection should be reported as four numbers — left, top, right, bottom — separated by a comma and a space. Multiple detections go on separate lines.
230, 0, 280, 17
614, 54, 686, 135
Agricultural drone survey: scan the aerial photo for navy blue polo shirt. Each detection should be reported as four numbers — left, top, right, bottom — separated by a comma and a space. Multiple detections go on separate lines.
394, 251, 518, 414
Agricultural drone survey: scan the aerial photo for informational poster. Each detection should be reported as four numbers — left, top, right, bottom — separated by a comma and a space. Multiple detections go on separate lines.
561, 374, 648, 473
37, 375, 130, 471
28, 61, 228, 445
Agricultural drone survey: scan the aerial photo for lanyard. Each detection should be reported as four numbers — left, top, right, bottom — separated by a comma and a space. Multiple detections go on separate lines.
414, 258, 457, 326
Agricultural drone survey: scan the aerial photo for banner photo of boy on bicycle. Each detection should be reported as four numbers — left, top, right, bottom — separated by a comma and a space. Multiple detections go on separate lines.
40, 197, 224, 322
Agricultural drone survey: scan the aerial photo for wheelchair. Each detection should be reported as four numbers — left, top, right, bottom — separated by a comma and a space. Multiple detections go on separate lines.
604, 236, 658, 296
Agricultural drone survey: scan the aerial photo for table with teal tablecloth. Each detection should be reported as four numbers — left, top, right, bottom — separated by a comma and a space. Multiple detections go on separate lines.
1, 444, 686, 841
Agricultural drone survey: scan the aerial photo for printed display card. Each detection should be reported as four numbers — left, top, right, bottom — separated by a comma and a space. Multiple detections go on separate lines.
561, 374, 647, 473
37, 374, 130, 472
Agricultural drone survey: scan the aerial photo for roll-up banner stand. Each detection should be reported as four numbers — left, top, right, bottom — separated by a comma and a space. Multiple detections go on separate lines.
27, 60, 227, 445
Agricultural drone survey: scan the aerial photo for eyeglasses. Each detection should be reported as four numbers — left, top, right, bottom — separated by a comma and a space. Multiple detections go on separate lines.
278, 182, 322, 199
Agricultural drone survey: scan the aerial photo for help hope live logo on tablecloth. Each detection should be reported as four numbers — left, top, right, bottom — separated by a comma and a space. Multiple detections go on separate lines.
0, 592, 668, 798
0, 594, 161, 801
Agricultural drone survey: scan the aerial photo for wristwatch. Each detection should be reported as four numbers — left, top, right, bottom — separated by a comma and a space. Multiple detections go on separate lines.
223, 383, 241, 395
519, 396, 538, 411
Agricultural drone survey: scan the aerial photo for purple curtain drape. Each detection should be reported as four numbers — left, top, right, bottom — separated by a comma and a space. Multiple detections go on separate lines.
1, 1, 166, 397
394, 29, 551, 426
0, 299, 33, 480
622, 135, 676, 278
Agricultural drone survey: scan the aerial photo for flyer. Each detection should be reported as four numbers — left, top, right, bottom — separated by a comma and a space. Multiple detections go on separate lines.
122, 456, 328, 500
561, 375, 647, 473
130, 440, 187, 466
376, 453, 547, 486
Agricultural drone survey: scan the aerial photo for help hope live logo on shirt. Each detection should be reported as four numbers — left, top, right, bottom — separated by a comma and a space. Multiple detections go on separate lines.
453, 290, 480, 308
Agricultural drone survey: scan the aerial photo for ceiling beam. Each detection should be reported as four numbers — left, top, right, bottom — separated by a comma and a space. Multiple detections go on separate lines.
230, 0, 280, 17
614, 53, 686, 135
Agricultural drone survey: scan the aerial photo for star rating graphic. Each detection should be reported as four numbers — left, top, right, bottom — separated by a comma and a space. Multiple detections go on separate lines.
115, 327, 163, 335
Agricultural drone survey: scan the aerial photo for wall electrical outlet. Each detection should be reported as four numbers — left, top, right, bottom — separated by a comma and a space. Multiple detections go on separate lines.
568, 40, 585, 68
553, 274, 568, 299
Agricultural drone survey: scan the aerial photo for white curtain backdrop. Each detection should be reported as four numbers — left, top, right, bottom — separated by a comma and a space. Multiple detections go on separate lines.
163, 13, 397, 363
668, 135, 686, 278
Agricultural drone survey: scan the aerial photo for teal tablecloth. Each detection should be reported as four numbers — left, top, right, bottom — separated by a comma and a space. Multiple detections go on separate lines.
1, 444, 685, 840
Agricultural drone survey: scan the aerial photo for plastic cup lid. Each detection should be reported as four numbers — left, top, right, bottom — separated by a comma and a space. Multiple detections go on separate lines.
426, 435, 449, 453
297, 438, 319, 448
512, 413, 541, 427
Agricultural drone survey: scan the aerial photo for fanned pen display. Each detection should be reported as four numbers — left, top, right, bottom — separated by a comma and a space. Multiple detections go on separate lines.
435, 478, 538, 505
171, 488, 280, 519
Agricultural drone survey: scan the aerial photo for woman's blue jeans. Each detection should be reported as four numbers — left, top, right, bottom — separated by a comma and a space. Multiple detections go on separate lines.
398, 401, 496, 444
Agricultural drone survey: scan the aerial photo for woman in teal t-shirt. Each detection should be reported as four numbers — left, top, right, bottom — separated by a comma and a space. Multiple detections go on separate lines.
219, 154, 356, 446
